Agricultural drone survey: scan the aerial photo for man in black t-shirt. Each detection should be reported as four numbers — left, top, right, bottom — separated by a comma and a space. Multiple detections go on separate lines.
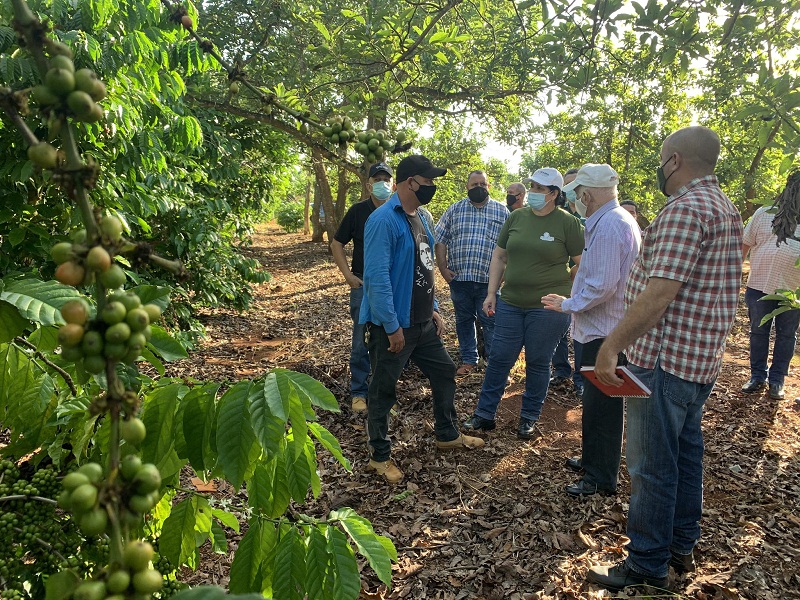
331, 163, 394, 413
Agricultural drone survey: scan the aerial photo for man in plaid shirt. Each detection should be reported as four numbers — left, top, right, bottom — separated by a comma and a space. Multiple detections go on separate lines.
588, 127, 743, 591
435, 170, 509, 375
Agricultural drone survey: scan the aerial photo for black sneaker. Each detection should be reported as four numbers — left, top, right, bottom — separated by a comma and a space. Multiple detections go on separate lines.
587, 560, 669, 591
549, 375, 570, 388
462, 414, 496, 432
517, 418, 539, 440
669, 549, 696, 574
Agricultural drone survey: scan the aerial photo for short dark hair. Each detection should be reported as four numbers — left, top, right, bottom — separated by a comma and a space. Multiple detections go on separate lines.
565, 168, 579, 175
620, 200, 638, 209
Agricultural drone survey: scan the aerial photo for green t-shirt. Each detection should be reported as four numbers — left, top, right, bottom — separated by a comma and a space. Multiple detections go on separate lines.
497, 207, 584, 308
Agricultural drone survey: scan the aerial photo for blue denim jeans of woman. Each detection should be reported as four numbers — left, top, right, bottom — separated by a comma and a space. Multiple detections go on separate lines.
624, 362, 715, 578
366, 321, 460, 462
474, 298, 570, 422
579, 338, 624, 492
348, 287, 370, 400
449, 280, 496, 365
745, 286, 800, 386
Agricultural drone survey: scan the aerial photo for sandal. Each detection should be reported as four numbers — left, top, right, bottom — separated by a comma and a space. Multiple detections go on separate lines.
456, 363, 478, 376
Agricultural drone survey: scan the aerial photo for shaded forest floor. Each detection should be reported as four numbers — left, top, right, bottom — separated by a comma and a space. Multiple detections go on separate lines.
169, 223, 800, 600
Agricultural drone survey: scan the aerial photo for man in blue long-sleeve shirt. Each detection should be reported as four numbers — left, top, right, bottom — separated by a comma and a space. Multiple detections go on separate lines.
360, 155, 484, 483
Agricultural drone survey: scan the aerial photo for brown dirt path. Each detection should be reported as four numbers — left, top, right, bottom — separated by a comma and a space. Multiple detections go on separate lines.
170, 223, 800, 600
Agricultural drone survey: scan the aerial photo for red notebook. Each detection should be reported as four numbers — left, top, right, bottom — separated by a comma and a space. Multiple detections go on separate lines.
579, 366, 652, 398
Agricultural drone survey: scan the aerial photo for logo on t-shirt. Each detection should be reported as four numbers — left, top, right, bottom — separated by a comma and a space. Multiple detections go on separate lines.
419, 242, 434, 271
540, 232, 555, 241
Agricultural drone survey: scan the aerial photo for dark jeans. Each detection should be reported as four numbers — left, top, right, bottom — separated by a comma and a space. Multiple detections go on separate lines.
552, 331, 584, 386
745, 287, 800, 386
624, 362, 715, 578
366, 320, 460, 461
475, 298, 570, 422
579, 338, 624, 491
348, 287, 370, 399
449, 280, 496, 365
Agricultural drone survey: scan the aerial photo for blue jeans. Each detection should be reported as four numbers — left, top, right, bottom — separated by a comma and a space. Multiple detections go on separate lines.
348, 287, 370, 399
552, 331, 584, 386
624, 362, 715, 578
745, 287, 800, 386
475, 298, 570, 422
449, 280, 496, 365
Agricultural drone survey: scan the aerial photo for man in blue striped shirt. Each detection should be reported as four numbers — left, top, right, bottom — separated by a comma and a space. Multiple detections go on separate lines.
435, 170, 510, 375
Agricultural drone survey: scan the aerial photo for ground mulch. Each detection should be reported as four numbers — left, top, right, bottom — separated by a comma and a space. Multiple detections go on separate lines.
167, 223, 800, 600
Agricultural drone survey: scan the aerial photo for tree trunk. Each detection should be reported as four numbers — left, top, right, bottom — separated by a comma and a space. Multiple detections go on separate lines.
303, 177, 311, 235
336, 166, 349, 222
311, 147, 338, 243
311, 181, 324, 242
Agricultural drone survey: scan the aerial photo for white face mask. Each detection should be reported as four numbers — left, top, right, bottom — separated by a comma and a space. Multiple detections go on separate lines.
371, 180, 392, 200
574, 192, 588, 218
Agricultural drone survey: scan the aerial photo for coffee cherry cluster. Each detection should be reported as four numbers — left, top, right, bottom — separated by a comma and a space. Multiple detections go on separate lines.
118, 454, 162, 519
354, 128, 400, 163
52, 216, 127, 289
58, 463, 108, 536
71, 541, 162, 600
57, 289, 161, 374
322, 115, 356, 147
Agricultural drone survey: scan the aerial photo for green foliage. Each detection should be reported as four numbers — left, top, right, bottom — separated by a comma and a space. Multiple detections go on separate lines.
275, 202, 305, 233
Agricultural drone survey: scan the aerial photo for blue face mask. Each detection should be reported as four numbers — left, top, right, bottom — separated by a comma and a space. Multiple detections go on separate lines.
527, 191, 548, 210
565, 189, 577, 203
371, 180, 392, 201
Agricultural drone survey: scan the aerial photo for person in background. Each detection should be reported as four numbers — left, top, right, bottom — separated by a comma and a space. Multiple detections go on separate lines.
542, 164, 641, 497
620, 200, 639, 222
587, 126, 743, 591
506, 182, 527, 211
360, 155, 485, 484
435, 170, 510, 376
462, 168, 584, 440
740, 177, 800, 401
551, 168, 584, 397
331, 162, 394, 413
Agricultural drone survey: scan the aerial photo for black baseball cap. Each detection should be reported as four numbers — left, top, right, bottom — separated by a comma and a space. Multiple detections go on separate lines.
369, 162, 393, 178
395, 155, 447, 182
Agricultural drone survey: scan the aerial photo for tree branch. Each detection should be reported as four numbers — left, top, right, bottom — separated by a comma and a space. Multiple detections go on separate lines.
14, 336, 78, 396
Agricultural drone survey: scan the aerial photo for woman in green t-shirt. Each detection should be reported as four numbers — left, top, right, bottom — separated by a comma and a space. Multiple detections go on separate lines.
463, 168, 585, 439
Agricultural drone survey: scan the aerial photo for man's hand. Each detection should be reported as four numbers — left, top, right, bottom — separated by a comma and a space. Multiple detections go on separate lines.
387, 328, 405, 353
595, 342, 624, 387
482, 294, 497, 316
541, 293, 566, 312
439, 266, 456, 283
432, 311, 445, 336
344, 273, 363, 288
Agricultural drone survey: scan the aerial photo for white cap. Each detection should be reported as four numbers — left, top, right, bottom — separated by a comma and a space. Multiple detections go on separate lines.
523, 167, 564, 189
562, 163, 619, 192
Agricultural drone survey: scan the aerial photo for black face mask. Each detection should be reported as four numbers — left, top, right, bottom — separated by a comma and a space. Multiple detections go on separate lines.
656, 155, 675, 197
413, 182, 437, 205
506, 194, 518, 209
467, 187, 489, 203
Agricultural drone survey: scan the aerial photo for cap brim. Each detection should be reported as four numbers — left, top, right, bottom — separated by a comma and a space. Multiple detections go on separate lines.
562, 180, 580, 192
370, 167, 392, 177
420, 166, 447, 178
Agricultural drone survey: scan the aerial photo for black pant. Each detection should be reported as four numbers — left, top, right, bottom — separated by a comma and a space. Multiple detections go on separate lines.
366, 320, 459, 461
580, 338, 625, 491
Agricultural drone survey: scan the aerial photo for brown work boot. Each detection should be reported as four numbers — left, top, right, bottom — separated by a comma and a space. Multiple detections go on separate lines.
351, 397, 367, 413
367, 459, 404, 483
436, 433, 485, 450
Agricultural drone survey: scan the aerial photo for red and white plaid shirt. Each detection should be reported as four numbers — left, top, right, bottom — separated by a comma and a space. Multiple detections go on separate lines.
626, 176, 743, 384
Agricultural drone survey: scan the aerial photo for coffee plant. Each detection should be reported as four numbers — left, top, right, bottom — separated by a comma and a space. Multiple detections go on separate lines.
0, 1, 395, 598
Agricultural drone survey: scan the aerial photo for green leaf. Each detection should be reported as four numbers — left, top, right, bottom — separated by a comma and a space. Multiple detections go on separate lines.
313, 21, 331, 42
733, 104, 771, 120
326, 527, 360, 600
286, 433, 312, 502
182, 383, 220, 472
288, 384, 308, 459
272, 527, 306, 600
305, 526, 333, 600
339, 514, 396, 586
141, 382, 186, 481
161, 497, 199, 569
147, 325, 189, 361
308, 422, 351, 471
212, 507, 240, 533
261, 371, 290, 421
210, 520, 228, 553
45, 568, 81, 600
0, 301, 27, 342
252, 375, 289, 456
216, 381, 259, 489
0, 278, 80, 326
778, 154, 795, 175
271, 368, 339, 413
229, 519, 277, 594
